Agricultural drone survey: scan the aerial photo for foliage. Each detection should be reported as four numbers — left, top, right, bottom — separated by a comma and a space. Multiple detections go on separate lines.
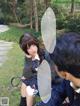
65, 13, 80, 33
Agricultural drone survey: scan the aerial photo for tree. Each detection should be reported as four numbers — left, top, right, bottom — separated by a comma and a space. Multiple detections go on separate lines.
33, 0, 39, 32
44, 0, 51, 9
8, 0, 20, 23
71, 0, 75, 14
30, 0, 33, 29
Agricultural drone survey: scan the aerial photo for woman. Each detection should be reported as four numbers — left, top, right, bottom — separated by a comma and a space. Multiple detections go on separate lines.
19, 32, 62, 106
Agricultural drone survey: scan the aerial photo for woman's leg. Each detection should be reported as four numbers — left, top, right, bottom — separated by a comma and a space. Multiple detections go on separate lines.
26, 86, 35, 106
26, 94, 34, 106
21, 83, 27, 97
20, 83, 35, 106
19, 83, 27, 106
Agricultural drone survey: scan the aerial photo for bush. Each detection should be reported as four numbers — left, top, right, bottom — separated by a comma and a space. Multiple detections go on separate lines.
51, 4, 68, 30
56, 14, 66, 30
65, 14, 80, 33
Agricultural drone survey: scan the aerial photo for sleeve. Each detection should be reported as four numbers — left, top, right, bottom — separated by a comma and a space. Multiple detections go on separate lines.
22, 57, 33, 79
51, 80, 67, 106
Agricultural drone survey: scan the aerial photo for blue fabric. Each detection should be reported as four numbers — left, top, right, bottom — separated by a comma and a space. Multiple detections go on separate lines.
22, 76, 37, 88
35, 80, 75, 106
22, 76, 39, 95
72, 93, 80, 106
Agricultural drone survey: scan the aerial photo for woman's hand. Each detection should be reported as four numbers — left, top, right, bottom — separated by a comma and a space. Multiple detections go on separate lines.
25, 54, 32, 58
25, 51, 40, 61
32, 53, 40, 60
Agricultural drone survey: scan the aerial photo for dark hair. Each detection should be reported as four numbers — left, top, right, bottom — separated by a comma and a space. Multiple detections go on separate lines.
50, 32, 80, 78
19, 32, 45, 62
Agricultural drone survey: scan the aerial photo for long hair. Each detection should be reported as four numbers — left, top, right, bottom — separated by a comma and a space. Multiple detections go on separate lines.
19, 32, 45, 63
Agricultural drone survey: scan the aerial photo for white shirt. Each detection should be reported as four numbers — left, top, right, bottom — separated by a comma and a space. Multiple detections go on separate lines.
32, 54, 40, 61
70, 82, 80, 93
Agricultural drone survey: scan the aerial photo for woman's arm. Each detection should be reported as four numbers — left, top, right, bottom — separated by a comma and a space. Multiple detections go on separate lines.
22, 57, 33, 79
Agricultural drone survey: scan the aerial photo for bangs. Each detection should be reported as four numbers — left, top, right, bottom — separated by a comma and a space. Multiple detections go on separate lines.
19, 33, 43, 57
26, 39, 39, 49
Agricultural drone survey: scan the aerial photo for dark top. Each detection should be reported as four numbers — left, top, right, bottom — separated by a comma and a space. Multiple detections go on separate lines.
22, 49, 62, 84
33, 79, 79, 106
51, 80, 80, 106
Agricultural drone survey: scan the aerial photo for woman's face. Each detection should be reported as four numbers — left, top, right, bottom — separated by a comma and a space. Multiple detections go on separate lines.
27, 44, 38, 57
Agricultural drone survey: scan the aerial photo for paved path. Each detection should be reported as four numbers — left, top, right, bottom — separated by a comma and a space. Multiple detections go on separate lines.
0, 25, 13, 67
0, 25, 9, 33
0, 40, 13, 67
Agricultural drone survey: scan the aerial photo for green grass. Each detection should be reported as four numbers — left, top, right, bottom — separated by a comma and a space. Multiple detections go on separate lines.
0, 43, 24, 106
52, 0, 80, 3
0, 26, 41, 43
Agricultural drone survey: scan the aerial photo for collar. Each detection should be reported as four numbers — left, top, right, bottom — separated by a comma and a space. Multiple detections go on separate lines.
70, 82, 80, 93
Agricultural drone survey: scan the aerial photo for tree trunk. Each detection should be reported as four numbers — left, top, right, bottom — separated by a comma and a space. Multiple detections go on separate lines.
44, 0, 50, 9
30, 0, 33, 29
71, 0, 75, 14
33, 0, 39, 32
13, 7, 19, 23
44, 0, 48, 9
9, 0, 20, 23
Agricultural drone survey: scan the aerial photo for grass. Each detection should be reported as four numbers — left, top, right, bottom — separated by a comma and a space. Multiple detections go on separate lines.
0, 26, 41, 43
0, 43, 24, 106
